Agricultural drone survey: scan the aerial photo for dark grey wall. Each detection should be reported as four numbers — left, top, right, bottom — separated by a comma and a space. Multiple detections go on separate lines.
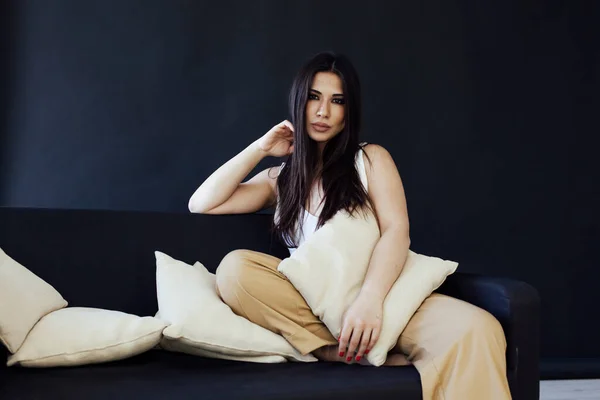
0, 1, 14, 195
2, 0, 599, 378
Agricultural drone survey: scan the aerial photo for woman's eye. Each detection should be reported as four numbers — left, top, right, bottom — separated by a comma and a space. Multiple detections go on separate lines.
333, 98, 345, 105
308, 94, 319, 100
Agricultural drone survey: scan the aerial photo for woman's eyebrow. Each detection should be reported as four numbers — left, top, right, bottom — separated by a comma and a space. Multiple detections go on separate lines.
310, 88, 345, 97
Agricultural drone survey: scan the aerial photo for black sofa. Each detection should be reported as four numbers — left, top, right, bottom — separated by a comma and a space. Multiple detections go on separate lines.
0, 207, 540, 400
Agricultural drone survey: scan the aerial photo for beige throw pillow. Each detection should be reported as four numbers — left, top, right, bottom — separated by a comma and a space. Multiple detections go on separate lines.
159, 339, 286, 363
0, 247, 68, 353
7, 307, 167, 367
277, 210, 458, 366
155, 251, 317, 363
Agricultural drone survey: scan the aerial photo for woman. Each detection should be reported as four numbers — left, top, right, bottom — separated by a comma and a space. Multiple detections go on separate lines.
188, 52, 511, 400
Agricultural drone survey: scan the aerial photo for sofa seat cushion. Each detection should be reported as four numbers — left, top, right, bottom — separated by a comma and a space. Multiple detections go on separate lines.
2, 350, 422, 400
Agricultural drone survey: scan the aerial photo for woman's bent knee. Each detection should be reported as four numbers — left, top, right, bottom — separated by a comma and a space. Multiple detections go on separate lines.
433, 295, 507, 350
467, 306, 507, 349
216, 250, 250, 296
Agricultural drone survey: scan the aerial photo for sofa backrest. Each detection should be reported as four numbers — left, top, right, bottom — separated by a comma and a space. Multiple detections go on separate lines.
0, 207, 286, 319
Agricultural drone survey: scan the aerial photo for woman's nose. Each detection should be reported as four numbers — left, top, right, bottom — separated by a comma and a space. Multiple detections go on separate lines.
317, 102, 329, 117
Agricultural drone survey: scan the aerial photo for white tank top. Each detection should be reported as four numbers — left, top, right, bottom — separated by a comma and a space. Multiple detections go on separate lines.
276, 143, 370, 255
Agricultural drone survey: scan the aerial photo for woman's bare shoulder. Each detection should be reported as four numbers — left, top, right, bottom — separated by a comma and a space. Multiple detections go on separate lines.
360, 143, 391, 167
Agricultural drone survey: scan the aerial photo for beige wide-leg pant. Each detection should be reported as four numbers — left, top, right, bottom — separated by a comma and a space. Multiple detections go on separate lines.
215, 249, 512, 400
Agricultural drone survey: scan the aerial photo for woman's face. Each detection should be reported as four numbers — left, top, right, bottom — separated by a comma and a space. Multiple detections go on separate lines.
305, 71, 346, 146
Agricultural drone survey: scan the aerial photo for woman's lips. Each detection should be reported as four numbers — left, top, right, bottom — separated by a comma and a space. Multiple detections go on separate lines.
311, 123, 331, 132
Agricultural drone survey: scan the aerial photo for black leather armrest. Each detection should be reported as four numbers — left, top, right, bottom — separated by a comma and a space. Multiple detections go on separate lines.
436, 272, 541, 400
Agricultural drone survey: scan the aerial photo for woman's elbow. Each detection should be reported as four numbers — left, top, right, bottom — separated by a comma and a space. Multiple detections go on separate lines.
385, 224, 411, 247
188, 197, 204, 213
188, 200, 198, 213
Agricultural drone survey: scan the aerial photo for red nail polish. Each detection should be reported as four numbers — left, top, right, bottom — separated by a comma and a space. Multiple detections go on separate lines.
365, 349, 370, 354
346, 356, 352, 362
339, 352, 344, 357
356, 356, 362, 361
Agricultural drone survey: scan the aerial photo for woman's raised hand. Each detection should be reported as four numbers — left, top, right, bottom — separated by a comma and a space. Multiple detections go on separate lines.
255, 120, 295, 157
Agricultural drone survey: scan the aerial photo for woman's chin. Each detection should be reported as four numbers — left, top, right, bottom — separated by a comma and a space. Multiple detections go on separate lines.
307, 131, 337, 143
309, 136, 328, 143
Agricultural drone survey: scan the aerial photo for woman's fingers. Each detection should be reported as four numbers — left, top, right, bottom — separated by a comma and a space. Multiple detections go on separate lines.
281, 120, 295, 132
277, 124, 294, 140
355, 328, 372, 362
338, 323, 353, 359
345, 324, 364, 362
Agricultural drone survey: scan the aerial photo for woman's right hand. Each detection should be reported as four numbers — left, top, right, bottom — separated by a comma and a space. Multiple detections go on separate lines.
255, 120, 295, 157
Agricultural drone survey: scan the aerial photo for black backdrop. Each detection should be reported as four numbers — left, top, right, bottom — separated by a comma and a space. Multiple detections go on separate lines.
1, 0, 599, 379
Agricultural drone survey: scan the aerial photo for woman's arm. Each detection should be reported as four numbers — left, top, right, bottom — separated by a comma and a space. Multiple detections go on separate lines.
188, 120, 294, 215
188, 140, 276, 214
359, 144, 411, 301
338, 144, 411, 362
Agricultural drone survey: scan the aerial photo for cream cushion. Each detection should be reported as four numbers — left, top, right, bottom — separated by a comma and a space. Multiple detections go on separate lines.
277, 210, 458, 366
7, 307, 167, 367
159, 339, 286, 363
0, 247, 68, 353
155, 251, 316, 363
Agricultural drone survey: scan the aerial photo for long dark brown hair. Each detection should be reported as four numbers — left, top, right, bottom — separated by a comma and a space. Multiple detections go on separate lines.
273, 51, 374, 249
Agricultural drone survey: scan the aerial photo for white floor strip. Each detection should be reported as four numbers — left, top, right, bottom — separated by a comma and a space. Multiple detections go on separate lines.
540, 379, 600, 400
